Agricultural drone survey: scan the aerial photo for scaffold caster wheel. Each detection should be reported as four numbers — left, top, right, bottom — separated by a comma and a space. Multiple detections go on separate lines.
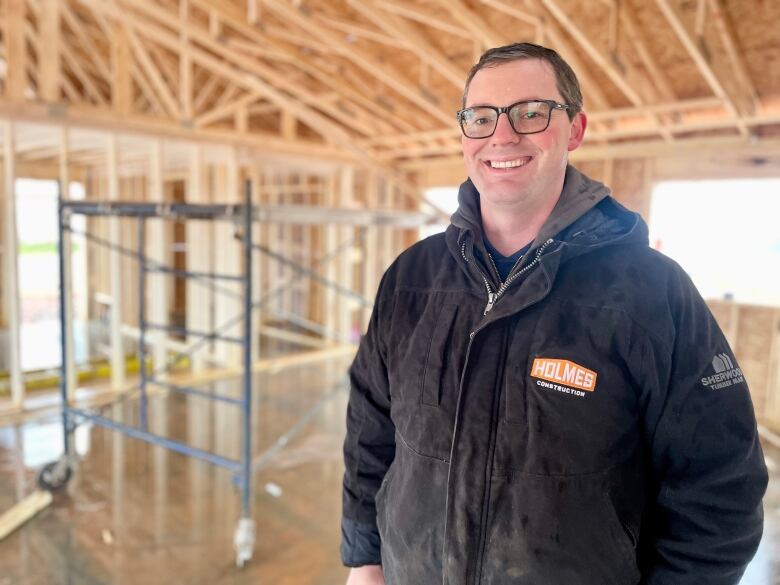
37, 459, 73, 491
233, 517, 256, 568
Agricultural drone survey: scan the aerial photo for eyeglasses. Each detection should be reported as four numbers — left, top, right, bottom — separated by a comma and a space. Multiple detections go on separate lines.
456, 99, 570, 139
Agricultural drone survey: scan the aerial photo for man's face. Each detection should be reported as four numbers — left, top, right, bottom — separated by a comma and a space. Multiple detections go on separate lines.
461, 59, 586, 211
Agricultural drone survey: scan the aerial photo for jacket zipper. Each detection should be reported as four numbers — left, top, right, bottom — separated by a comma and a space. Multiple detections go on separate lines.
461, 238, 554, 315
447, 238, 556, 585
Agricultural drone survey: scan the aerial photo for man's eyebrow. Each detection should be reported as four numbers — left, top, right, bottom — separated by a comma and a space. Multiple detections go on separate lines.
465, 98, 547, 108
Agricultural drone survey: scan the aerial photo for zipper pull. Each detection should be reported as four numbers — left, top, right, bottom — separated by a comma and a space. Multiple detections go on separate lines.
484, 292, 497, 315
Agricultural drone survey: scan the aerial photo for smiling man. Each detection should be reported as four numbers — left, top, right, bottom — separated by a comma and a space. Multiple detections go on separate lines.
341, 43, 767, 585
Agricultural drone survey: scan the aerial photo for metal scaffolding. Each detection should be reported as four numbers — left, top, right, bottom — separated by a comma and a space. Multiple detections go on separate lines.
45, 181, 257, 566
42, 178, 403, 567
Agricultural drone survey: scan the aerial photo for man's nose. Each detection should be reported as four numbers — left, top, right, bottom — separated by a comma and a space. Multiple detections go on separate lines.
491, 112, 521, 143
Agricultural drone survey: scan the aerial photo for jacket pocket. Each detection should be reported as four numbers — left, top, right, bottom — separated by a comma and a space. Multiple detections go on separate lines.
481, 469, 641, 585
420, 304, 458, 406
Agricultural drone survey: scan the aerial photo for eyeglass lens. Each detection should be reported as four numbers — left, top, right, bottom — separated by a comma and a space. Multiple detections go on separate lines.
460, 101, 552, 138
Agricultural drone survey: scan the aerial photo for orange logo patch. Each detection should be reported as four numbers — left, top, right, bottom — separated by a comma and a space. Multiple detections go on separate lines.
531, 358, 597, 392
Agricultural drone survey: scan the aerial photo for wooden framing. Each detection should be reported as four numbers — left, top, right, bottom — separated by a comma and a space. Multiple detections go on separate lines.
346, 0, 465, 89
4, 0, 28, 101
0, 0, 775, 164
654, 0, 749, 136
0, 490, 52, 541
2, 121, 23, 406
106, 133, 126, 390
213, 148, 242, 366
147, 139, 169, 376
0, 0, 778, 427
38, 0, 61, 102
111, 26, 133, 115
185, 144, 210, 373
706, 0, 759, 114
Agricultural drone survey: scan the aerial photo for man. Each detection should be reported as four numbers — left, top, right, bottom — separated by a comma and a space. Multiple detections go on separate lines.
341, 42, 768, 585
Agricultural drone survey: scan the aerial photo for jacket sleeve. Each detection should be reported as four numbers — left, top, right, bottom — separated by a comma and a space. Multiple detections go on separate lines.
341, 281, 396, 567
639, 271, 768, 584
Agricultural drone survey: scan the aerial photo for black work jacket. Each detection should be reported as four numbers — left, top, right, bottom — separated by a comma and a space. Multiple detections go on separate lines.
341, 165, 767, 585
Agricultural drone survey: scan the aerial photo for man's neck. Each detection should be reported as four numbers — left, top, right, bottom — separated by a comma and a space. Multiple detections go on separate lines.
481, 193, 560, 257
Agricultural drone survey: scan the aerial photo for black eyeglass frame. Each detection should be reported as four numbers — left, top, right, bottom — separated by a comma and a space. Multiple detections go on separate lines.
456, 99, 571, 139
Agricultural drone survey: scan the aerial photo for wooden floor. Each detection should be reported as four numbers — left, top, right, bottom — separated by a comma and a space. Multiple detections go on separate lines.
0, 358, 778, 584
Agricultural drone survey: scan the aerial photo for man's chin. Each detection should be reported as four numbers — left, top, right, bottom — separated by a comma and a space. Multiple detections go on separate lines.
477, 180, 531, 202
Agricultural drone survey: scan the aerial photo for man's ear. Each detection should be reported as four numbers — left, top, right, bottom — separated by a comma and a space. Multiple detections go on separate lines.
567, 111, 587, 152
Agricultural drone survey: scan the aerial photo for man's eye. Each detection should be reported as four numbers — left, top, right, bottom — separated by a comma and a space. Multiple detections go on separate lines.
473, 117, 492, 126
522, 111, 541, 119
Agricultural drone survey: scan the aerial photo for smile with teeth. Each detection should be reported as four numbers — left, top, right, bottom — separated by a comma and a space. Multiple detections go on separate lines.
487, 157, 532, 169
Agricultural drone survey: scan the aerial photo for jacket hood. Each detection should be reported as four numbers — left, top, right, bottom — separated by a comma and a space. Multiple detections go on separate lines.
447, 164, 648, 271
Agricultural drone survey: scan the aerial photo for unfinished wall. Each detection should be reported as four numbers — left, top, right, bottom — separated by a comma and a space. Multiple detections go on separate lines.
709, 300, 780, 431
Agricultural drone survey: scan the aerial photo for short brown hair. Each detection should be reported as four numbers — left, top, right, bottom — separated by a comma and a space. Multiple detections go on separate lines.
462, 42, 583, 120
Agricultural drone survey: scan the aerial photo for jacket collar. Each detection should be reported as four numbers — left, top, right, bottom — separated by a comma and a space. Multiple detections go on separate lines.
446, 164, 648, 280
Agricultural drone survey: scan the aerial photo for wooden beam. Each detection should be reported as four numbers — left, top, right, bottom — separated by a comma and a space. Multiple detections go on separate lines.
148, 42, 181, 100
106, 134, 126, 391
620, 1, 677, 103
125, 27, 181, 118
542, 0, 645, 106
131, 63, 166, 116
315, 15, 406, 49
111, 26, 133, 115
191, 0, 415, 134
38, 0, 61, 101
375, 0, 472, 39
258, 325, 329, 349
654, 0, 748, 136
87, 0, 371, 142
695, 0, 708, 37
192, 73, 223, 113
0, 490, 52, 541
362, 172, 379, 331
212, 82, 240, 110
338, 166, 354, 341
706, 0, 759, 114
60, 2, 112, 81
4, 0, 27, 100
260, 0, 452, 126
431, 0, 503, 49
281, 109, 296, 141
346, 0, 465, 88
0, 98, 355, 163
52, 28, 108, 106
214, 149, 242, 365
399, 135, 780, 170
195, 90, 265, 128
235, 104, 248, 133
247, 0, 259, 25
61, 70, 81, 102
323, 174, 337, 340
539, 0, 673, 140
518, 8, 611, 112
2, 121, 23, 406
148, 139, 168, 377
185, 145, 209, 373
480, 0, 541, 26
179, 0, 193, 119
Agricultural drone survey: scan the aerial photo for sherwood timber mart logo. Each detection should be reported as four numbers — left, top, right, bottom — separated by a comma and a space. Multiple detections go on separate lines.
530, 358, 597, 398
701, 353, 744, 390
